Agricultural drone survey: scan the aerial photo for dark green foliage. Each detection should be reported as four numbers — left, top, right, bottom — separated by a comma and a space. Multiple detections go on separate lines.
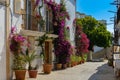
76, 16, 112, 50
24, 50, 39, 70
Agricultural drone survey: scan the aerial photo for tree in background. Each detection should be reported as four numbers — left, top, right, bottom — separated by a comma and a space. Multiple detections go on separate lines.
76, 16, 112, 51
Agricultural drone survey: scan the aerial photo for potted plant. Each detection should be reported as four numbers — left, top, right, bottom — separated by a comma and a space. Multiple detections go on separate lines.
10, 34, 26, 80
24, 49, 39, 78
10, 27, 28, 80
36, 34, 53, 74
13, 54, 26, 80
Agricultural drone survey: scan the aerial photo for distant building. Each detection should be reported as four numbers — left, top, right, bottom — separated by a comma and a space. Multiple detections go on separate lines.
76, 12, 91, 18
98, 20, 107, 26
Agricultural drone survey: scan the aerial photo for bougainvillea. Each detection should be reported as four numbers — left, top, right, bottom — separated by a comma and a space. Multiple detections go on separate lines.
44, 0, 71, 64
75, 24, 89, 56
10, 27, 29, 55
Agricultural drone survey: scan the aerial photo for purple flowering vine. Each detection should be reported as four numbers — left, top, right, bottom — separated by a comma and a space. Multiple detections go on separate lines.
44, 0, 71, 64
10, 27, 29, 55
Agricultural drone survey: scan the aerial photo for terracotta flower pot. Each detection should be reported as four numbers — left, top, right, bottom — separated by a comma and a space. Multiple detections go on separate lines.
43, 64, 52, 74
71, 62, 75, 67
62, 64, 67, 69
14, 70, 26, 80
56, 64, 62, 70
74, 62, 77, 66
28, 70, 38, 78
67, 63, 71, 67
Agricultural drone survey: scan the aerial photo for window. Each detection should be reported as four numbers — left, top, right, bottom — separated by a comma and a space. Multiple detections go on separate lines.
46, 5, 53, 33
24, 0, 38, 31
23, 0, 53, 32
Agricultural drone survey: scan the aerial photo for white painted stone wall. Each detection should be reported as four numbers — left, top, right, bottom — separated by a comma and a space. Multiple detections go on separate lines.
66, 0, 76, 46
94, 46, 104, 53
10, 0, 23, 31
0, 5, 6, 80
56, 0, 76, 46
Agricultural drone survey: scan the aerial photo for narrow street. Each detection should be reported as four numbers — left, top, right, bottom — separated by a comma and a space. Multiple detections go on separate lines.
27, 60, 115, 80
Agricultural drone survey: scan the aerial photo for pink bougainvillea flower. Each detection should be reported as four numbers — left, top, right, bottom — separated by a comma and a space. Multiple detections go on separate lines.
60, 20, 65, 27
11, 26, 17, 33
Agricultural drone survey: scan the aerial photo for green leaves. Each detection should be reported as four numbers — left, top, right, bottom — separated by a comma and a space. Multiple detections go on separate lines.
76, 16, 112, 50
24, 50, 39, 70
36, 34, 48, 46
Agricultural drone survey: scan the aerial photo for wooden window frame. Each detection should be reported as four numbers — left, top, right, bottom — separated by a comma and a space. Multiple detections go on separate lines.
46, 5, 53, 33
22, 0, 39, 31
14, 0, 21, 14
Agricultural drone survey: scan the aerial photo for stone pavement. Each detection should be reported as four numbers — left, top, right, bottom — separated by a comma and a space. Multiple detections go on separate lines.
27, 60, 116, 80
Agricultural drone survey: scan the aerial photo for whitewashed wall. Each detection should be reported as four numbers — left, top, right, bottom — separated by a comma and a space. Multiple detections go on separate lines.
0, 5, 6, 80
10, 0, 23, 31
56, 0, 76, 45
93, 46, 104, 53
66, 0, 76, 46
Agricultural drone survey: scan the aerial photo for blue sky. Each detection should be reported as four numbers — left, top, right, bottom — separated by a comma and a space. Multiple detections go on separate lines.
76, 0, 116, 33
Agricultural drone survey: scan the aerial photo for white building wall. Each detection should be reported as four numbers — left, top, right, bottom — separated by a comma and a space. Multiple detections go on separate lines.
0, 6, 6, 80
10, 0, 23, 31
93, 46, 104, 53
52, 0, 76, 46
56, 0, 61, 3
66, 0, 76, 45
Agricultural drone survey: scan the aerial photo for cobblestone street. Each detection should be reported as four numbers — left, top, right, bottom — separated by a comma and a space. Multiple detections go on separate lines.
26, 60, 115, 80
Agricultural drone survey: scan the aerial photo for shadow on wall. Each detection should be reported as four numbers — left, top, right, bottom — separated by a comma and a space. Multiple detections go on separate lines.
88, 63, 115, 80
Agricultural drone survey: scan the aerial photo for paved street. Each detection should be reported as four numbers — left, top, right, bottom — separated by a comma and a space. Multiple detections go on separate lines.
27, 60, 116, 80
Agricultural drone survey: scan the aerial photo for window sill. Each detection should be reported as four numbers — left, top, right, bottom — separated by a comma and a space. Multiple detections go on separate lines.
20, 30, 58, 38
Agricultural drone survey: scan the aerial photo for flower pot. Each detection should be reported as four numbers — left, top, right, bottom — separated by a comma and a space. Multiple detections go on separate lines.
81, 60, 85, 63
43, 64, 52, 74
14, 70, 26, 80
62, 64, 67, 69
28, 70, 38, 78
67, 63, 71, 67
71, 62, 75, 67
56, 64, 62, 70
